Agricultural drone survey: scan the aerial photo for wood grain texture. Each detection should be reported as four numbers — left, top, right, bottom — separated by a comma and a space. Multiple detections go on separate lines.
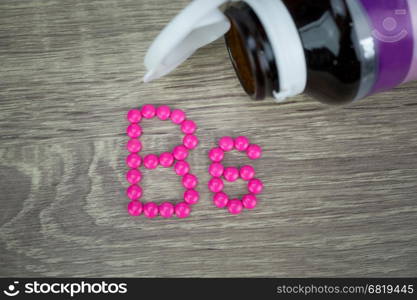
1, 0, 417, 277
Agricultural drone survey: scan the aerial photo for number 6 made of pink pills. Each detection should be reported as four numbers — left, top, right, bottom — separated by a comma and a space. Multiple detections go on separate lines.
208, 136, 264, 215
124, 105, 263, 219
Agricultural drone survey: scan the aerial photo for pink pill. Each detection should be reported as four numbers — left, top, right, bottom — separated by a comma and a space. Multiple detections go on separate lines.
181, 120, 197, 134
159, 152, 174, 168
126, 169, 142, 184
159, 202, 175, 218
156, 105, 171, 120
228, 199, 243, 215
208, 177, 224, 193
208, 147, 224, 162
141, 104, 156, 119
143, 202, 159, 218
173, 145, 189, 161
242, 194, 258, 210
247, 144, 262, 160
209, 162, 224, 177
175, 202, 191, 219
127, 109, 142, 123
126, 153, 142, 168
182, 173, 198, 189
213, 192, 229, 208
171, 109, 186, 124
218, 136, 234, 152
126, 185, 143, 201
240, 165, 255, 181
234, 136, 250, 151
223, 167, 239, 182
183, 134, 199, 150
127, 139, 142, 153
248, 178, 264, 194
127, 201, 143, 216
184, 189, 199, 205
126, 123, 142, 138
143, 154, 159, 169
174, 161, 190, 176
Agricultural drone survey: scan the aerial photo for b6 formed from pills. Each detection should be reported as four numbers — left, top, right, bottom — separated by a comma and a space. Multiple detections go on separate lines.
125, 105, 264, 219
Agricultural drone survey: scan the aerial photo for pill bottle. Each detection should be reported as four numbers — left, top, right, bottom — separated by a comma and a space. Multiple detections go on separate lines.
144, 0, 417, 104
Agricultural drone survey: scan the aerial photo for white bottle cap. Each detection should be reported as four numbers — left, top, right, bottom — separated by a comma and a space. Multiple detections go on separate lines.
144, 0, 307, 101
143, 0, 230, 83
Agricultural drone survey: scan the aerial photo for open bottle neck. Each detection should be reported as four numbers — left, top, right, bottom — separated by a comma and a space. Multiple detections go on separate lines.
225, 2, 279, 100
225, 0, 307, 102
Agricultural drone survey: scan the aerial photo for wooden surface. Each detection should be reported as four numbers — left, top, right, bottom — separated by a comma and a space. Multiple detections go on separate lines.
1, 0, 417, 277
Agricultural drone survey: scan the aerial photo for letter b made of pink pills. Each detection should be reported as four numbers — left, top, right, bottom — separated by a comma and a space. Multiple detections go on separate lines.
125, 105, 263, 219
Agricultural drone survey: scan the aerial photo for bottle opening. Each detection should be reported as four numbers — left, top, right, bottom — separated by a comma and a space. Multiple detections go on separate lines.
224, 2, 279, 100
225, 17, 256, 97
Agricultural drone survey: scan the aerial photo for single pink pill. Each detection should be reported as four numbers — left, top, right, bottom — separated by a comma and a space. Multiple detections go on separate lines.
126, 185, 143, 201
144, 202, 159, 218
181, 120, 197, 134
141, 104, 156, 119
159, 152, 174, 168
127, 109, 142, 123
127, 201, 143, 216
208, 147, 224, 162
184, 189, 199, 205
175, 202, 191, 218
156, 105, 171, 120
242, 194, 258, 210
182, 173, 198, 189
209, 162, 224, 177
228, 199, 243, 215
234, 136, 250, 151
183, 134, 199, 150
240, 165, 256, 181
159, 202, 174, 218
126, 153, 142, 168
174, 161, 190, 176
143, 154, 159, 169
208, 177, 224, 193
218, 136, 234, 152
127, 139, 142, 153
173, 145, 189, 161
213, 192, 229, 208
223, 167, 239, 182
126, 123, 142, 138
171, 109, 186, 124
247, 144, 262, 160
248, 178, 264, 194
126, 169, 142, 184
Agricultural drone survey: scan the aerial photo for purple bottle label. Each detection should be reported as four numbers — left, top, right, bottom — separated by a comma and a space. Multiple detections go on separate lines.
359, 0, 415, 94
405, 0, 417, 82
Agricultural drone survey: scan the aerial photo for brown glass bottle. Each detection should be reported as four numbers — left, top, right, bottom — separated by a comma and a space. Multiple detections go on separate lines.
224, 0, 376, 104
